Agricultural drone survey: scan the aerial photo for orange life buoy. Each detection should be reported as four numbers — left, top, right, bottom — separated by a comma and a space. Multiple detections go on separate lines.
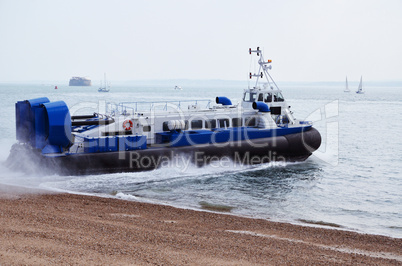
122, 120, 133, 131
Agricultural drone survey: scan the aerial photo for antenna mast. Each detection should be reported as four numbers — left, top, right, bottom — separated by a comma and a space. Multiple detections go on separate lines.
248, 47, 280, 90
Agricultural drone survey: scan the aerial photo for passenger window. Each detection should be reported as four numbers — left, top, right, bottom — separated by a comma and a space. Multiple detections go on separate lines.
162, 121, 169, 131
205, 119, 216, 129
143, 125, 151, 132
258, 93, 263, 101
245, 117, 256, 127
191, 120, 203, 130
218, 119, 230, 128
232, 118, 242, 127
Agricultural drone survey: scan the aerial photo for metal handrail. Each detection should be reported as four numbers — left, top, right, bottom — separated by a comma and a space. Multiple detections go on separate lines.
107, 99, 213, 116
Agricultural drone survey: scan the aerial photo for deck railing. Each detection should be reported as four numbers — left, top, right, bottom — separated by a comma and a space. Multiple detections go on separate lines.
106, 100, 213, 116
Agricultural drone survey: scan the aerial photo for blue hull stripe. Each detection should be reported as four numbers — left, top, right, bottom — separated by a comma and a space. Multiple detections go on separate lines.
156, 125, 312, 147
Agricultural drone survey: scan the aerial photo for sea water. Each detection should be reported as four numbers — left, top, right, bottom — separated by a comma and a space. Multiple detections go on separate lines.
0, 81, 401, 238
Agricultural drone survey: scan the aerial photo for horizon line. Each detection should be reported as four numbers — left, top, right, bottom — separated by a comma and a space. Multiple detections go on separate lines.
1, 78, 402, 84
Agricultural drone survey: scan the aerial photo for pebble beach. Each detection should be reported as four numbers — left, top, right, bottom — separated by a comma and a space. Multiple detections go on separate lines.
0, 185, 401, 265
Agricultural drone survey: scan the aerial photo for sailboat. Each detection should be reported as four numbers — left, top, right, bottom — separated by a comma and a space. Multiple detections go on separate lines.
98, 73, 110, 92
356, 76, 364, 94
344, 77, 350, 92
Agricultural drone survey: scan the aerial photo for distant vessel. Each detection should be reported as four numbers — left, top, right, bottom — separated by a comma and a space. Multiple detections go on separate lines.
356, 76, 364, 94
69, 77, 91, 86
174, 85, 182, 90
344, 77, 350, 92
98, 73, 110, 92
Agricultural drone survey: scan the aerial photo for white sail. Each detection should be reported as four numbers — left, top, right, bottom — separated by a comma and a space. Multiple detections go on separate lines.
98, 73, 110, 92
344, 76, 350, 92
356, 76, 364, 94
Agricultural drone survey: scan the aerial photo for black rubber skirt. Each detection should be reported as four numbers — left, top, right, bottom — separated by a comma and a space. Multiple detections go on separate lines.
6, 127, 321, 175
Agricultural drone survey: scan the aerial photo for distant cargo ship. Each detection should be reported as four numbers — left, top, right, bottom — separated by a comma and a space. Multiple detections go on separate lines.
69, 77, 91, 86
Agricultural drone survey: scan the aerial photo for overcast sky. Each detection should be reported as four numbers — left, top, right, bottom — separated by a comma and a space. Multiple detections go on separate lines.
0, 0, 401, 82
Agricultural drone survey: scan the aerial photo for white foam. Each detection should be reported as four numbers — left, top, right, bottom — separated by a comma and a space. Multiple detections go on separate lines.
115, 192, 138, 200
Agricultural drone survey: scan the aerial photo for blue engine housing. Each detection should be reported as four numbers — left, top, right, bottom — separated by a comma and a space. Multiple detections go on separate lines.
252, 101, 271, 112
16, 97, 72, 154
216, 96, 232, 106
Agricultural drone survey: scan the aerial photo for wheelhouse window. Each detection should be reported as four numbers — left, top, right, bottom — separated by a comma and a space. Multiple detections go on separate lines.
264, 92, 272, 103
232, 118, 242, 127
274, 92, 285, 102
243, 92, 257, 102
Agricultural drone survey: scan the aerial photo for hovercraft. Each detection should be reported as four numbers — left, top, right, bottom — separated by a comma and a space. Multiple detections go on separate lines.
7, 47, 321, 175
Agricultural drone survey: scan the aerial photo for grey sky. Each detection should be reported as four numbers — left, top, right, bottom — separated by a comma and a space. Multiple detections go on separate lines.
0, 0, 401, 82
